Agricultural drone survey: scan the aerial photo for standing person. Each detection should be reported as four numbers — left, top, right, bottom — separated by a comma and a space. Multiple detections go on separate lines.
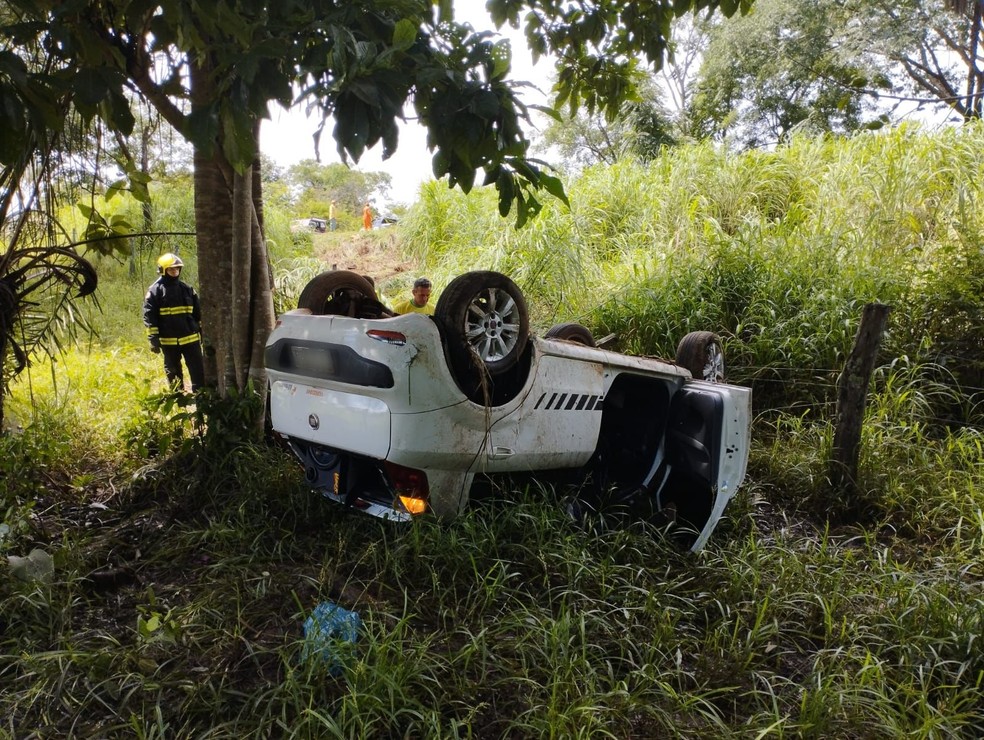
362, 202, 373, 230
329, 200, 338, 231
143, 252, 205, 392
391, 277, 434, 315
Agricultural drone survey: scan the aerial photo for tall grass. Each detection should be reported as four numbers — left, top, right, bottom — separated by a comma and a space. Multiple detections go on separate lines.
2, 448, 981, 736
402, 122, 984, 421
3, 122, 984, 737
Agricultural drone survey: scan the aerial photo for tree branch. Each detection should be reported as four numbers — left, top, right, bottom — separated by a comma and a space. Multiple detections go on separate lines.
83, 6, 190, 136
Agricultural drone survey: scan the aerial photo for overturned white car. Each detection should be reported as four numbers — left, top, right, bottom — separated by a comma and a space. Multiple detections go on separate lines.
266, 270, 751, 551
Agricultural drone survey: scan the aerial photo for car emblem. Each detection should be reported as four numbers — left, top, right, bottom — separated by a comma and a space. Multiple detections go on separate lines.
308, 414, 320, 430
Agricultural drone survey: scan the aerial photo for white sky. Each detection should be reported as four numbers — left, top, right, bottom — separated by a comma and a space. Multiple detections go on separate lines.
260, 0, 553, 207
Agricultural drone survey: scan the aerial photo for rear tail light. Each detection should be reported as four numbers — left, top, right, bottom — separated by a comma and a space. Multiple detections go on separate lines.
399, 495, 428, 515
384, 462, 429, 515
367, 329, 407, 346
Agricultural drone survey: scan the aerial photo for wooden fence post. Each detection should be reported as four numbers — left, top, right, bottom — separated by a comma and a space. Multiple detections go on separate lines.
829, 302, 893, 512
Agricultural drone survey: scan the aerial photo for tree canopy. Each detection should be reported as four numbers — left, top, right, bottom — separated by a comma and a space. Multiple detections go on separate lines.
539, 74, 677, 171
288, 160, 391, 222
688, 0, 983, 147
1, 0, 754, 221
689, 0, 891, 147
0, 0, 753, 429
838, 0, 983, 121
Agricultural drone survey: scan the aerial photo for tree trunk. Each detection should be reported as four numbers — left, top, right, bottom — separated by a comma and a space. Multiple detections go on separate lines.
192, 140, 273, 422
248, 148, 275, 416
967, 0, 983, 119
189, 57, 274, 428
136, 124, 152, 277
192, 148, 234, 393
0, 328, 7, 432
829, 302, 893, 514
231, 166, 253, 391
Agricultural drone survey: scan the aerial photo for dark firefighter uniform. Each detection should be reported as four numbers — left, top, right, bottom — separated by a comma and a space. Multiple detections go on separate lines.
143, 253, 205, 391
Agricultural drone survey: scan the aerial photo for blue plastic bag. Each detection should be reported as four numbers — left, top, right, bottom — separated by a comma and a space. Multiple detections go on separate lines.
302, 601, 361, 675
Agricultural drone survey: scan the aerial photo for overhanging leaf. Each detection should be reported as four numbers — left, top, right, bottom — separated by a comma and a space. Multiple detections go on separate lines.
393, 19, 417, 51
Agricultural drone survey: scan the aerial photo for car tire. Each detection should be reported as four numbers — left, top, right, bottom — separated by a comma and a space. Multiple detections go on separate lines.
676, 331, 726, 382
435, 271, 529, 376
544, 322, 596, 347
297, 271, 378, 317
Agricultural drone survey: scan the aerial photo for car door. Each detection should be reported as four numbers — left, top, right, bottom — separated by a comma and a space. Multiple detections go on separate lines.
481, 351, 606, 473
658, 381, 751, 551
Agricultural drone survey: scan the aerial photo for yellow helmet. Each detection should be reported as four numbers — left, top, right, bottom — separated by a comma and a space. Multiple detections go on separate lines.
157, 252, 184, 273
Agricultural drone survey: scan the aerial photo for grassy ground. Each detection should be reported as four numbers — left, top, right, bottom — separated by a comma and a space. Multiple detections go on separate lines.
2, 296, 981, 738
2, 125, 983, 737
1, 371, 981, 737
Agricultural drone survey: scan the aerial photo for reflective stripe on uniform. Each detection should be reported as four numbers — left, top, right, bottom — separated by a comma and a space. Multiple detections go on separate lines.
158, 333, 201, 346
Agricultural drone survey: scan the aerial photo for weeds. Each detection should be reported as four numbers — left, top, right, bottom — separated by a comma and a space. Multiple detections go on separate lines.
3, 413, 983, 736
3, 124, 984, 737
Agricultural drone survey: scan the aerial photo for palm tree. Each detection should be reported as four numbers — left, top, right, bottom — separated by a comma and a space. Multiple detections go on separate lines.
1, 169, 99, 432
0, 37, 99, 432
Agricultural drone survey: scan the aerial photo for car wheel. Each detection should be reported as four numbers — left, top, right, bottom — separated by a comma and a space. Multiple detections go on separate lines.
435, 271, 529, 376
297, 271, 378, 317
676, 331, 725, 382
544, 322, 596, 347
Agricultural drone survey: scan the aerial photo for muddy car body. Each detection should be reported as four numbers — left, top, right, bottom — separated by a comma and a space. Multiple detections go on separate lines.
266, 271, 751, 551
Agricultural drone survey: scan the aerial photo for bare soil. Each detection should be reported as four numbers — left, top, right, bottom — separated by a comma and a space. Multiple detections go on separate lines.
311, 230, 418, 287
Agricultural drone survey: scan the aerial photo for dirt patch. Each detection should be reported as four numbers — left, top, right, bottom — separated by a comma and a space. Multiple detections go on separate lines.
312, 230, 419, 289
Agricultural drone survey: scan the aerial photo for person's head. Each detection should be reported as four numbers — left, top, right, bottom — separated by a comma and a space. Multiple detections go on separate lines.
411, 277, 432, 306
157, 252, 184, 278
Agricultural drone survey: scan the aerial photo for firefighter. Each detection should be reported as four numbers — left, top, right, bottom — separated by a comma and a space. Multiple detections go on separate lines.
143, 252, 205, 391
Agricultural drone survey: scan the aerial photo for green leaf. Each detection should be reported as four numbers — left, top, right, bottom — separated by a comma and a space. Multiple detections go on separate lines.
109, 215, 133, 230
74, 67, 108, 107
105, 178, 127, 201
490, 40, 511, 80
453, 158, 476, 192
496, 169, 514, 217
509, 158, 538, 184
432, 149, 450, 178
528, 103, 562, 123
514, 190, 529, 228
222, 108, 257, 171
469, 90, 501, 119
186, 105, 219, 155
393, 19, 417, 52
538, 172, 569, 208
0, 87, 26, 164
138, 613, 161, 638
104, 86, 135, 135
437, 0, 453, 24
129, 177, 151, 204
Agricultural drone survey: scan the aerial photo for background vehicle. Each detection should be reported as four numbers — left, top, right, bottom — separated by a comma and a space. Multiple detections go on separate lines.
372, 214, 399, 228
266, 271, 751, 551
